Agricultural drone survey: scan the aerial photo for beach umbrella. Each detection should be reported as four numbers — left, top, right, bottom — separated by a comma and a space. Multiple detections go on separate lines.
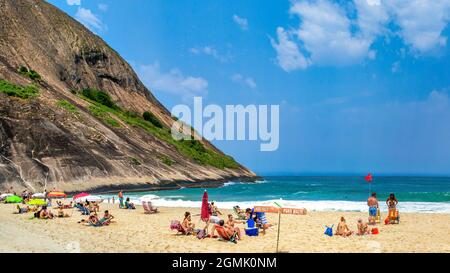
4, 195, 23, 203
31, 193, 45, 199
27, 199, 47, 206
74, 195, 103, 203
0, 193, 13, 201
73, 192, 90, 200
139, 195, 160, 202
200, 190, 210, 222
47, 191, 67, 199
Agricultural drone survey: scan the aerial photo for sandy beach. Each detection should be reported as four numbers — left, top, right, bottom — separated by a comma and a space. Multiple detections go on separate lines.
0, 203, 449, 253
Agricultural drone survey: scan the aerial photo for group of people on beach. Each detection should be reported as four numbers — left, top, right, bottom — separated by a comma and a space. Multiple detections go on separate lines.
334, 192, 399, 237
178, 202, 272, 243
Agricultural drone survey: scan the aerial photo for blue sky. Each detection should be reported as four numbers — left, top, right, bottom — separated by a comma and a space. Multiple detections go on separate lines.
49, 0, 450, 176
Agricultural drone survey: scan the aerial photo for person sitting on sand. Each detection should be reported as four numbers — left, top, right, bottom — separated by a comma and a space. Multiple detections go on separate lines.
87, 213, 100, 226
335, 217, 353, 237
367, 192, 379, 225
57, 207, 70, 218
38, 206, 54, 219
125, 198, 136, 210
182, 211, 195, 234
210, 202, 222, 216
99, 210, 114, 225
226, 214, 244, 240
356, 218, 371, 236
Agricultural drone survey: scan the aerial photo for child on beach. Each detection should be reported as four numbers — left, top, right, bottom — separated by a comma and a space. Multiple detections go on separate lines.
57, 207, 70, 218
99, 210, 114, 225
335, 217, 354, 237
356, 218, 371, 235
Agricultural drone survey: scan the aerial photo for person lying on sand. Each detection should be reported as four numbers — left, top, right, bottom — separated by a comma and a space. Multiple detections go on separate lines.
125, 198, 136, 210
356, 218, 371, 235
226, 214, 244, 240
182, 212, 195, 234
335, 217, 354, 237
15, 205, 30, 214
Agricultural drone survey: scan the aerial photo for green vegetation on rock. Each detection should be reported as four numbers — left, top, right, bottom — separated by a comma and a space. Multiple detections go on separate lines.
78, 89, 239, 169
143, 111, 163, 128
19, 66, 41, 81
0, 79, 39, 99
161, 156, 174, 166
57, 100, 78, 114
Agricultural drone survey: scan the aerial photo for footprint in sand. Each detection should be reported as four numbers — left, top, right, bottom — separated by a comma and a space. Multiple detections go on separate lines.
366, 241, 382, 253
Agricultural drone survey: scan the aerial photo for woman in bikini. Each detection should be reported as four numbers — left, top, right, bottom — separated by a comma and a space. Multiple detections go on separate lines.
336, 217, 354, 237
182, 212, 195, 234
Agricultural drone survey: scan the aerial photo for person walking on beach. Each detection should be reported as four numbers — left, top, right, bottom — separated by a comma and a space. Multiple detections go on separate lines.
367, 192, 379, 225
118, 190, 124, 209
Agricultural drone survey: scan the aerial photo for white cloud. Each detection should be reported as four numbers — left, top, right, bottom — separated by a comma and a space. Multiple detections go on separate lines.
75, 8, 106, 32
232, 15, 249, 31
270, 27, 309, 71
137, 63, 208, 100
98, 3, 108, 12
290, 0, 373, 66
189, 46, 231, 63
386, 0, 450, 53
67, 0, 81, 6
272, 0, 450, 71
231, 74, 257, 89
391, 61, 400, 73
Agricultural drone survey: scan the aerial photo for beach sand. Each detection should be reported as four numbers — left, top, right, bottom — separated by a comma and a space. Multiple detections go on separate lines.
0, 203, 449, 253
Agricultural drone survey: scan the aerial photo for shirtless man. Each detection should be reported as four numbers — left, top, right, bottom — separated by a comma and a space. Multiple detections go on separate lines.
226, 214, 244, 240
367, 192, 379, 225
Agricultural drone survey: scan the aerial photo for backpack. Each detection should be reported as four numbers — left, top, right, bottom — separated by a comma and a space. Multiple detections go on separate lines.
324, 225, 334, 237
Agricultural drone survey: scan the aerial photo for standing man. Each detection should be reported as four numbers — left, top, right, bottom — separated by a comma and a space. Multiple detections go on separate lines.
118, 190, 124, 209
367, 192, 379, 225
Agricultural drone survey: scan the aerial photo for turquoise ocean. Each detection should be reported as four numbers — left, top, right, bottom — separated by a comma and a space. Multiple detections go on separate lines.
101, 176, 450, 213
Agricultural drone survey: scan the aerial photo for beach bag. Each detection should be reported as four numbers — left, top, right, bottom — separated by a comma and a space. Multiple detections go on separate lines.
170, 220, 181, 230
324, 225, 334, 237
371, 228, 379, 235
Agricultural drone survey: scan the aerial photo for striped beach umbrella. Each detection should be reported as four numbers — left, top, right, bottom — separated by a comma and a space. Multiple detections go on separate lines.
47, 191, 67, 198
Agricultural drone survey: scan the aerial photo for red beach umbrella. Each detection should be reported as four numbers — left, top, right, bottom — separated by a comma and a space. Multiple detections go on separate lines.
200, 190, 210, 222
73, 192, 90, 200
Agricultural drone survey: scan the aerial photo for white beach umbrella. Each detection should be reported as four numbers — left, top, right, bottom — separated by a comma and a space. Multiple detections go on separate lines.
0, 193, 13, 200
139, 194, 161, 202
31, 193, 46, 199
74, 195, 103, 203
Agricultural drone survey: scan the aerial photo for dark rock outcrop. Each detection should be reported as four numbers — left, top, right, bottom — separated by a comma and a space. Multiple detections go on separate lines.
0, 0, 258, 192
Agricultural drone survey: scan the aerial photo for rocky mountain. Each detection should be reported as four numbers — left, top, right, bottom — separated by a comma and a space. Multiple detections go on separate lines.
0, 0, 258, 193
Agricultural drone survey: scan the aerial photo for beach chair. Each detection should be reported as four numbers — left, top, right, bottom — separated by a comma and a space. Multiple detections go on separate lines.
233, 206, 246, 220
142, 201, 158, 214
215, 225, 238, 244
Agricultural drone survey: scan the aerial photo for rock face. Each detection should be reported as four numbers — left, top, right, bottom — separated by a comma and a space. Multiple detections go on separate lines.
0, 0, 257, 193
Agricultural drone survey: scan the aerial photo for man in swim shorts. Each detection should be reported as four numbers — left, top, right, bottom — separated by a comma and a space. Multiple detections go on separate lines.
367, 192, 379, 225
